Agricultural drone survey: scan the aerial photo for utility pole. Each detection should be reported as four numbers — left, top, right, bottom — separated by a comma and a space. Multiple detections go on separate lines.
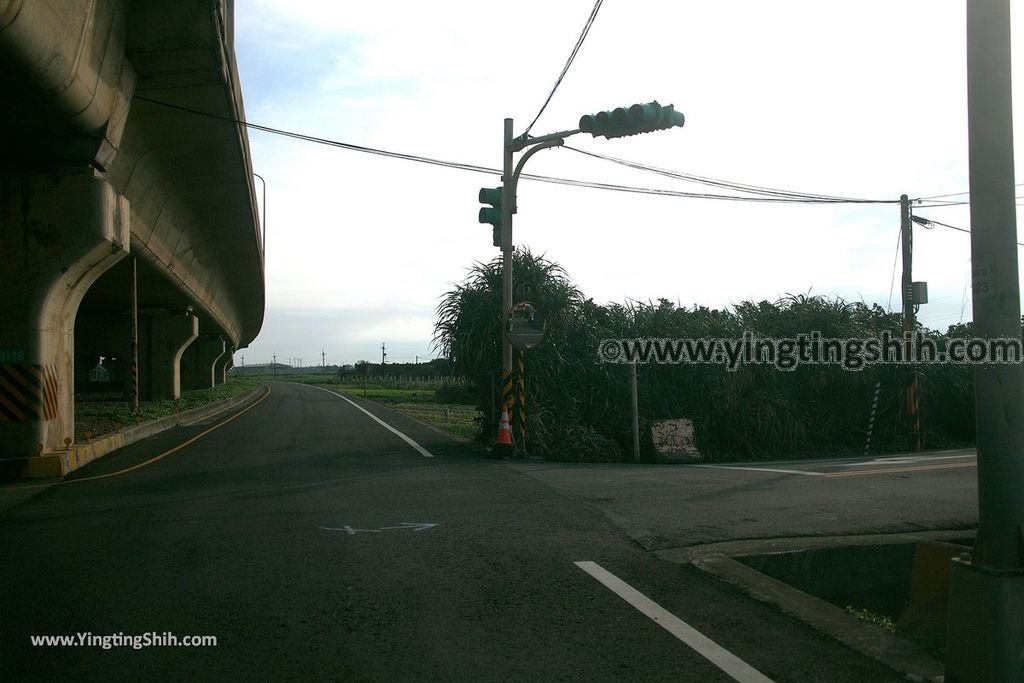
899, 195, 921, 450
381, 342, 386, 366
272, 353, 277, 377
946, 1, 1024, 680
240, 354, 244, 376
629, 363, 640, 463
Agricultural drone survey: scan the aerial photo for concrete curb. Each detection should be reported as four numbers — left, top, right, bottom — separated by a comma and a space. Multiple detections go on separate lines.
662, 531, 962, 683
0, 386, 268, 480
692, 556, 944, 682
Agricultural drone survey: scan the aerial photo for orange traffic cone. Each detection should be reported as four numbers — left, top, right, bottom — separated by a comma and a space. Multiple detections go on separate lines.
491, 405, 514, 457
495, 406, 513, 445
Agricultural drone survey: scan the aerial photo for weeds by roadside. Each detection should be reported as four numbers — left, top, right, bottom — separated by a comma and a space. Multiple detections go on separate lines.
74, 379, 260, 442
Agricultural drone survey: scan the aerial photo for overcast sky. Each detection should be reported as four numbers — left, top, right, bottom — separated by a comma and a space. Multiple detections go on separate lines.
232, 1, 1022, 367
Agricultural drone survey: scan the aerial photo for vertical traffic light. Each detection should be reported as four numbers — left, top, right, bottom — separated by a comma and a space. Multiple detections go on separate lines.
478, 186, 503, 247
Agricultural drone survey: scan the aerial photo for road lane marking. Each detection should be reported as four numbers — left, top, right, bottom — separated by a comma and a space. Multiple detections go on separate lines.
320, 522, 439, 534
311, 386, 435, 458
822, 461, 977, 478
0, 385, 272, 490
574, 561, 774, 683
693, 464, 824, 477
844, 453, 976, 467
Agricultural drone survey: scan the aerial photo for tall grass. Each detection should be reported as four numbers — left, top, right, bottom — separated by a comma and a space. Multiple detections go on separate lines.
435, 251, 978, 462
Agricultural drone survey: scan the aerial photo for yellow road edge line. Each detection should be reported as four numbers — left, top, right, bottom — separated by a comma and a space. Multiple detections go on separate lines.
1, 385, 272, 490
822, 461, 977, 478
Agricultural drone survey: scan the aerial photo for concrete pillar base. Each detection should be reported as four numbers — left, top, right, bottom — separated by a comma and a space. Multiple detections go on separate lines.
214, 348, 234, 385
0, 174, 129, 460
945, 557, 1024, 682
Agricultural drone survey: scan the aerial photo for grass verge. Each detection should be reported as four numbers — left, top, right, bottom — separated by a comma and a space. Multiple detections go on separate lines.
74, 379, 260, 443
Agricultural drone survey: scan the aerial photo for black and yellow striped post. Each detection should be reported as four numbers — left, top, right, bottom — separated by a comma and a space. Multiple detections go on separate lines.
863, 381, 881, 457
515, 353, 526, 453
0, 363, 59, 424
492, 367, 516, 457
908, 372, 922, 450
500, 368, 515, 421
130, 255, 139, 414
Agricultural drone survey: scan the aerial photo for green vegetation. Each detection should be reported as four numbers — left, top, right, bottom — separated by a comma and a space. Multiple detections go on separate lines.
434, 249, 981, 462
74, 378, 259, 442
845, 605, 897, 633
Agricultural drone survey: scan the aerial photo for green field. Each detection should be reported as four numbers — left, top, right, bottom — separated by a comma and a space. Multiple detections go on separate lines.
296, 377, 481, 440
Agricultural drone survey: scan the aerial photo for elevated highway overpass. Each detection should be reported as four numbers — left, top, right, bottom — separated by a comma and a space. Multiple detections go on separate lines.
0, 0, 264, 476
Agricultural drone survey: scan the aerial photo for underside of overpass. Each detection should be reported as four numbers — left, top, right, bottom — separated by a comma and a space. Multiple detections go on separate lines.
0, 0, 265, 476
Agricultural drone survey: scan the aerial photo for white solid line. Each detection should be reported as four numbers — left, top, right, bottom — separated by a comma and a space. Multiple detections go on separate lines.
693, 464, 823, 477
575, 561, 774, 683
310, 385, 435, 458
845, 453, 976, 467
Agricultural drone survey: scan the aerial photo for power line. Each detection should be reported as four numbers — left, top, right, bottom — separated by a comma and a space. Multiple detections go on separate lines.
131, 95, 895, 206
887, 223, 902, 311
564, 145, 894, 204
912, 214, 1024, 246
521, 0, 604, 138
916, 182, 1024, 201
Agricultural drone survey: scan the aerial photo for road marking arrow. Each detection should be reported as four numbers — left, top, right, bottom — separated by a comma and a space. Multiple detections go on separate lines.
319, 522, 438, 535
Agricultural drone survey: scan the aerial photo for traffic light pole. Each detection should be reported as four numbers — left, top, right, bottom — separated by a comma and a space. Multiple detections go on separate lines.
501, 119, 514, 379
490, 104, 684, 453
499, 119, 575, 451
945, 0, 1024, 680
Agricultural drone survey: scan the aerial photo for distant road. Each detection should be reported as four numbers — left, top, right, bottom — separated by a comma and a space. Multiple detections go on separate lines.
1, 381, 966, 681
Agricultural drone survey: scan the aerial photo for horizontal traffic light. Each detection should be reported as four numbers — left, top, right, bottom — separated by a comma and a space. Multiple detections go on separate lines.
478, 186, 503, 247
579, 101, 685, 139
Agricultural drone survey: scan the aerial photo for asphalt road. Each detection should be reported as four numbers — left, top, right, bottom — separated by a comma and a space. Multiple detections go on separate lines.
0, 381, 969, 681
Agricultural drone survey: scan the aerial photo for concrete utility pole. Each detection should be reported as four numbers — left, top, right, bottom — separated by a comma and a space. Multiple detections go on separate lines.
381, 343, 386, 366
945, 1, 1024, 680
272, 353, 277, 377
899, 195, 921, 450
321, 349, 325, 374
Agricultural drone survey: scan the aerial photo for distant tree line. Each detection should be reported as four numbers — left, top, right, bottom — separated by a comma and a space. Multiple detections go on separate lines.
435, 250, 990, 462
337, 358, 450, 383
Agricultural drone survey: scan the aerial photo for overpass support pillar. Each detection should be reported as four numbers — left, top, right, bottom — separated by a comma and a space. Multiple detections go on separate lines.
214, 348, 234, 385
181, 336, 225, 391
0, 174, 129, 477
143, 314, 199, 400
